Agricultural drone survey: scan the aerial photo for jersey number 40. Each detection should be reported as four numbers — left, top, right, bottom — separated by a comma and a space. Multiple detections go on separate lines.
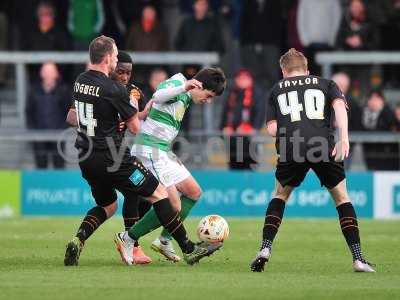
277, 89, 325, 122
75, 101, 98, 136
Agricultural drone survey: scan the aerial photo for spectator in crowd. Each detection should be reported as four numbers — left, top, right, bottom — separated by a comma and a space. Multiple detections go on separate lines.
22, 1, 69, 51
26, 62, 71, 169
118, 0, 162, 30
220, 68, 265, 170
332, 72, 363, 169
125, 5, 169, 84
68, 0, 105, 50
126, 5, 169, 52
240, 0, 284, 88
336, 0, 379, 97
332, 72, 363, 131
175, 0, 225, 54
297, 0, 342, 74
175, 0, 225, 135
362, 90, 399, 170
395, 103, 400, 131
22, 1, 70, 82
336, 0, 379, 51
142, 68, 168, 101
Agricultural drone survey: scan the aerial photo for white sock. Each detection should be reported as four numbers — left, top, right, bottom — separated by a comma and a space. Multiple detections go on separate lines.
123, 231, 136, 244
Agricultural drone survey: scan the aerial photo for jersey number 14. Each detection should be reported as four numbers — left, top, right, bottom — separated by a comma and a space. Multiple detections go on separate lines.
277, 89, 325, 122
75, 101, 98, 136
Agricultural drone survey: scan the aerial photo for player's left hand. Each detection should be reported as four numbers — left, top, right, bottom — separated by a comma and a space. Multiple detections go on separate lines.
138, 99, 154, 120
332, 140, 350, 162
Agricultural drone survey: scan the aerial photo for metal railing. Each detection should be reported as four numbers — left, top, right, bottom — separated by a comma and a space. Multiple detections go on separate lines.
0, 51, 220, 131
316, 51, 400, 79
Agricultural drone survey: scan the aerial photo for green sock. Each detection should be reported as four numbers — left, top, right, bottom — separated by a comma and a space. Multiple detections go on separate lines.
128, 205, 160, 240
160, 196, 196, 240
128, 196, 197, 240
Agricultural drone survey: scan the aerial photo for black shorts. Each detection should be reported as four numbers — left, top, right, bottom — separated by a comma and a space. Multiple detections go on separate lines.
78, 148, 159, 207
275, 159, 345, 189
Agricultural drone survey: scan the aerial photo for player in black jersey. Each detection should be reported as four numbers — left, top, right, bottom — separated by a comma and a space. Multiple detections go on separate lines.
66, 51, 154, 264
250, 49, 375, 273
64, 35, 221, 266
112, 51, 153, 264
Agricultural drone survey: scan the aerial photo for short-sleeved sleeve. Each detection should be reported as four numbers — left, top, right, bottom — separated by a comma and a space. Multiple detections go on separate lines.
265, 90, 277, 124
110, 84, 137, 120
327, 80, 347, 107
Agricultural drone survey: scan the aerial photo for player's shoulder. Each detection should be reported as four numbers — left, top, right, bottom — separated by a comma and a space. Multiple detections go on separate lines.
107, 80, 128, 100
127, 82, 144, 99
313, 75, 336, 87
157, 73, 187, 90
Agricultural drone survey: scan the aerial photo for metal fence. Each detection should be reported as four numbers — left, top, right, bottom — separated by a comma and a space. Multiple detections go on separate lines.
0, 51, 219, 131
316, 51, 400, 79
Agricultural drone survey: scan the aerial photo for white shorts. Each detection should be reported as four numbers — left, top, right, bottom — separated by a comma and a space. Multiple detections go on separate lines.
131, 145, 191, 187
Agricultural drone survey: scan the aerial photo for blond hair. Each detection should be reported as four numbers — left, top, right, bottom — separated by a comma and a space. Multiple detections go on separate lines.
279, 48, 308, 73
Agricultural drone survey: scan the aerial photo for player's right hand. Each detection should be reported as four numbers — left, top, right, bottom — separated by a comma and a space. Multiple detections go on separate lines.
118, 120, 127, 132
185, 79, 203, 91
332, 140, 350, 162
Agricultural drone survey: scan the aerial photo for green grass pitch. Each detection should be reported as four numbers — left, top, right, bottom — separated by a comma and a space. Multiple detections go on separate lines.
0, 218, 399, 300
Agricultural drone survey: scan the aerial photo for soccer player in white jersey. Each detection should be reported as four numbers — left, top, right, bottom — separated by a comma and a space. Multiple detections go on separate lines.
124, 67, 226, 262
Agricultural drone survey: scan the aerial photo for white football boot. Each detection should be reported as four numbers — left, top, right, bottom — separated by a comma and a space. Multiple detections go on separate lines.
151, 237, 181, 262
114, 232, 134, 265
352, 259, 376, 272
250, 247, 271, 272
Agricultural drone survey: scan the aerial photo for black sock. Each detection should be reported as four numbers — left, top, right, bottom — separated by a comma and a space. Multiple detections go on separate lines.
153, 198, 194, 254
122, 197, 139, 231
138, 197, 152, 219
76, 206, 107, 244
336, 202, 363, 261
261, 198, 286, 250
122, 196, 140, 246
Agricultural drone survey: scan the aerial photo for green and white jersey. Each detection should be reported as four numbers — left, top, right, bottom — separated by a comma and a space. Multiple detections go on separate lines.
134, 73, 192, 152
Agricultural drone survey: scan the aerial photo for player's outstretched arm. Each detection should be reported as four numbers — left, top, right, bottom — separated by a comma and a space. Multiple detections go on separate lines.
332, 99, 350, 161
66, 108, 78, 127
152, 79, 202, 103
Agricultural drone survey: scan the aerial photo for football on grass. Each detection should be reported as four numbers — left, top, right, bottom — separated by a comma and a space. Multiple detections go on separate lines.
197, 215, 229, 243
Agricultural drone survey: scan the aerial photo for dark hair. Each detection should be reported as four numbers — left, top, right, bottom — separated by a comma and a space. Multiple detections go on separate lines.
37, 1, 55, 16
117, 51, 133, 64
89, 35, 116, 64
368, 88, 385, 100
193, 67, 226, 96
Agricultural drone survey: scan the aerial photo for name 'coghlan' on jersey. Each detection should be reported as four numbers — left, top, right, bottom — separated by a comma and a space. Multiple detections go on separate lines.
72, 70, 137, 150
266, 75, 347, 162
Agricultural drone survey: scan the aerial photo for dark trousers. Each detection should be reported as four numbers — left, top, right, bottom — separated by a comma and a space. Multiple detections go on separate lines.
363, 143, 400, 170
33, 142, 65, 169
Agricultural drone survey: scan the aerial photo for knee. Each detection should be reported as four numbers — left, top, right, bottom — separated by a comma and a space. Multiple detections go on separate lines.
171, 199, 181, 212
103, 201, 118, 218
334, 195, 350, 206
274, 189, 291, 202
148, 183, 168, 202
186, 186, 202, 200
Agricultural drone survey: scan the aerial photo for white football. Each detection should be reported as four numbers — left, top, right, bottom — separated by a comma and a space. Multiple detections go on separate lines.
197, 215, 229, 243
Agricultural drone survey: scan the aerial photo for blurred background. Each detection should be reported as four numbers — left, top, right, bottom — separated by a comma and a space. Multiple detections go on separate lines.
0, 0, 399, 171
0, 0, 399, 219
